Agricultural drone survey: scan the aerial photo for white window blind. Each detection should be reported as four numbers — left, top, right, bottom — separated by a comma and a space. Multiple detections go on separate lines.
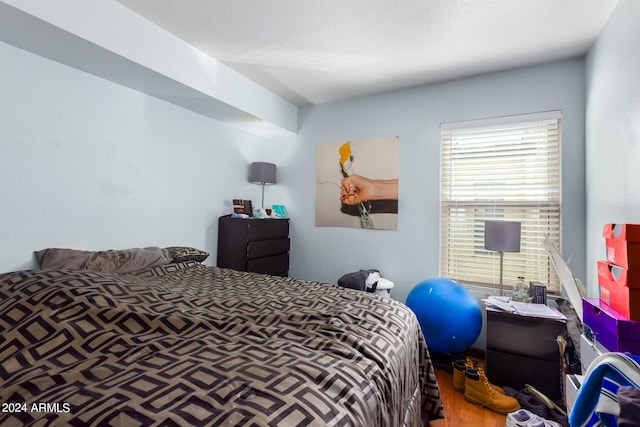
440, 111, 562, 293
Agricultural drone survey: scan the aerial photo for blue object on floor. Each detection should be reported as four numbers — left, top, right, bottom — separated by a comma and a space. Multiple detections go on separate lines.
406, 277, 482, 354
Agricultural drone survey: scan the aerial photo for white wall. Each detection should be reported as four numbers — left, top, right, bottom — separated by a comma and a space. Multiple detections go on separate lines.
0, 41, 265, 272
585, 0, 640, 296
268, 59, 587, 305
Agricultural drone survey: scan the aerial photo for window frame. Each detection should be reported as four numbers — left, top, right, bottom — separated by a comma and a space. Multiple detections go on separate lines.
439, 111, 562, 294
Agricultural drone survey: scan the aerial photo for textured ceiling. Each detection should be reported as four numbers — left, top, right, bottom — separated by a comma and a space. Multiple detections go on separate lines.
115, 0, 618, 106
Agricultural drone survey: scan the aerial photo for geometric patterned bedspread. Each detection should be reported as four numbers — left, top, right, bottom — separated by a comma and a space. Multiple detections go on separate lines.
0, 263, 443, 426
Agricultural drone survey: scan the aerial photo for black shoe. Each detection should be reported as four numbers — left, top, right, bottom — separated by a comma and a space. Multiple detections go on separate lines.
520, 390, 548, 419
504, 388, 549, 419
548, 405, 569, 427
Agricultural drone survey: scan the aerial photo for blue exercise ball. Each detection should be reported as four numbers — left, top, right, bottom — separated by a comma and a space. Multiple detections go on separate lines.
406, 278, 482, 354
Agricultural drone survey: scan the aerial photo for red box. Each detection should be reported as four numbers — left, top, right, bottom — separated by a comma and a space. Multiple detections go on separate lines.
583, 298, 640, 353
603, 223, 640, 270
598, 261, 640, 321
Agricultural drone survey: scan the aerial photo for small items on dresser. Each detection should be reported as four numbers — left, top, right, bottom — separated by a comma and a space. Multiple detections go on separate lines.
529, 281, 548, 304
232, 199, 253, 215
512, 276, 532, 302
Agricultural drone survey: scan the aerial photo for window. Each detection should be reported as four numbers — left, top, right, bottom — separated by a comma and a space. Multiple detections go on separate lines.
440, 111, 562, 293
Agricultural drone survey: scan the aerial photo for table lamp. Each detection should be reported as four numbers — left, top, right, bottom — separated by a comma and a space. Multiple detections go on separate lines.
484, 220, 521, 296
249, 162, 276, 209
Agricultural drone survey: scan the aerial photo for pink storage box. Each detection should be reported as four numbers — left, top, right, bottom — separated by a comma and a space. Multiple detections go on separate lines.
603, 223, 640, 270
598, 261, 640, 321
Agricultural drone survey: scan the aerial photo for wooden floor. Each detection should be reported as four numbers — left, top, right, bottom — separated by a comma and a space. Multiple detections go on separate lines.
428, 368, 507, 427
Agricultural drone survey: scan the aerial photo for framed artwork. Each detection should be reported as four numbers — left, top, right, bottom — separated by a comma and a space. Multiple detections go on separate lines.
316, 136, 399, 230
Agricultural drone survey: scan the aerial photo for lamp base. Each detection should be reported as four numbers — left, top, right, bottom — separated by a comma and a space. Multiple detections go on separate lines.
499, 251, 504, 296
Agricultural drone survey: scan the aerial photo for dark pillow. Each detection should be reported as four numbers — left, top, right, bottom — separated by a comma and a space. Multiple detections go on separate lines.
165, 246, 209, 263
35, 247, 171, 273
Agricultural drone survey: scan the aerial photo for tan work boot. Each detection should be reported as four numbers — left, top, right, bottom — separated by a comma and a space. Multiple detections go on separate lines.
452, 358, 473, 392
463, 367, 520, 414
453, 358, 504, 394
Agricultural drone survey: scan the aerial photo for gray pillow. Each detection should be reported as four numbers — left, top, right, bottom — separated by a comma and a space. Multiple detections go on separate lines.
35, 247, 171, 273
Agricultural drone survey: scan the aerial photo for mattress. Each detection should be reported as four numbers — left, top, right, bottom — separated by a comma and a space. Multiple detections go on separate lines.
0, 262, 443, 426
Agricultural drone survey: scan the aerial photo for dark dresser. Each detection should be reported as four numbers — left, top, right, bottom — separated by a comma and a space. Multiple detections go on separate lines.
217, 215, 290, 276
486, 307, 566, 401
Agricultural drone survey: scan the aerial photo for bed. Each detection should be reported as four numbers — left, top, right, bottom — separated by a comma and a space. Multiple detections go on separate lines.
0, 247, 443, 426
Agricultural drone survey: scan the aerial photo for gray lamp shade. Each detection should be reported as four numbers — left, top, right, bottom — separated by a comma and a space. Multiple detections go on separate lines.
484, 220, 521, 253
248, 162, 276, 185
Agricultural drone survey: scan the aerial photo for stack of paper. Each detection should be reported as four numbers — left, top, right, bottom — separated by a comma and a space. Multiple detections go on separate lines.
483, 296, 567, 322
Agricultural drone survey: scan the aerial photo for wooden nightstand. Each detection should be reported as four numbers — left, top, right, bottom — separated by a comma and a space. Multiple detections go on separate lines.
485, 307, 566, 401
216, 215, 290, 276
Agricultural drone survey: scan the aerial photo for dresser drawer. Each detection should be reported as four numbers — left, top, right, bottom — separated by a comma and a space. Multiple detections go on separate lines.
487, 309, 565, 362
246, 219, 289, 241
247, 253, 289, 276
487, 349, 563, 401
247, 238, 290, 259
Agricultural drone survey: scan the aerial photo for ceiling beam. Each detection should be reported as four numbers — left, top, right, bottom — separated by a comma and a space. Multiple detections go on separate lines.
0, 0, 297, 136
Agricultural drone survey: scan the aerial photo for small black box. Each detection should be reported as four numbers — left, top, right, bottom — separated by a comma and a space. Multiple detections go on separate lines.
529, 281, 547, 304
